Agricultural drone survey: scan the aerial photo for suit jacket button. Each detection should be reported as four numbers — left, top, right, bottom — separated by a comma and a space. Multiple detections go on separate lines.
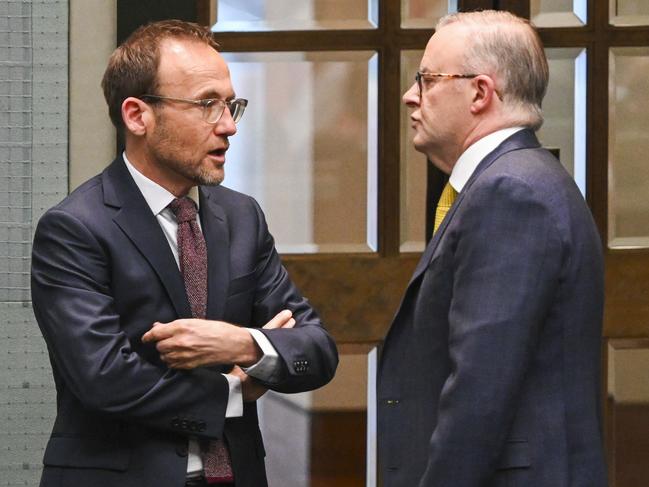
197, 421, 206, 432
171, 417, 180, 428
176, 444, 188, 457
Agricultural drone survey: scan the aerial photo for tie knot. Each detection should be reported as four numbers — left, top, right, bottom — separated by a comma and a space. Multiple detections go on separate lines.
168, 197, 198, 223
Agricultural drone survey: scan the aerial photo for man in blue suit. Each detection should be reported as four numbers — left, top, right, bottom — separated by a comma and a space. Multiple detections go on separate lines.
378, 10, 606, 487
31, 20, 337, 487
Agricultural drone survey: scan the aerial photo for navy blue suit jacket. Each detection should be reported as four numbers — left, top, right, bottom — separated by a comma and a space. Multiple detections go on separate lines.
377, 130, 606, 487
31, 157, 338, 487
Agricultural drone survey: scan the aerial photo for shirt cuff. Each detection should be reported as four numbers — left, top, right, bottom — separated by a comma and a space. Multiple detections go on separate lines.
243, 328, 281, 383
223, 373, 243, 418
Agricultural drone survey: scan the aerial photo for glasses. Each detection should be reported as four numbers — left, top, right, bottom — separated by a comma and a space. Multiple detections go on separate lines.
415, 71, 478, 97
140, 94, 248, 124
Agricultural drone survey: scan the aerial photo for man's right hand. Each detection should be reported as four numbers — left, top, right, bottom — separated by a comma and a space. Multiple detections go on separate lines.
142, 310, 296, 369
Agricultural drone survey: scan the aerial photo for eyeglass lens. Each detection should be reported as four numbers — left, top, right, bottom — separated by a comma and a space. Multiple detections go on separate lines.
207, 100, 246, 124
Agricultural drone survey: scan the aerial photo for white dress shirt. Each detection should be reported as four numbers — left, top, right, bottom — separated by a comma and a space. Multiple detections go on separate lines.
448, 127, 525, 192
123, 153, 281, 475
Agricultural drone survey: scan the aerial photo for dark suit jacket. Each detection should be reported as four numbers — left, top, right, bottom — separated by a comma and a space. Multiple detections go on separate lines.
377, 130, 606, 487
31, 156, 338, 487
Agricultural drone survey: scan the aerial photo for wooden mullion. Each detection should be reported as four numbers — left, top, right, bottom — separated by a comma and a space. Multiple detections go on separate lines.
195, 0, 213, 26
496, 0, 530, 18
379, 0, 403, 257
590, 0, 610, 247
211, 30, 384, 52
587, 36, 607, 243
589, 32, 608, 245
607, 27, 649, 46
397, 29, 437, 50
538, 28, 593, 47
458, 0, 493, 12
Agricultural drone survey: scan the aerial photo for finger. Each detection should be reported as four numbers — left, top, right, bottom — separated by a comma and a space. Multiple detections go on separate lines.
156, 339, 176, 354
263, 309, 293, 329
267, 317, 296, 330
142, 322, 174, 343
284, 318, 296, 329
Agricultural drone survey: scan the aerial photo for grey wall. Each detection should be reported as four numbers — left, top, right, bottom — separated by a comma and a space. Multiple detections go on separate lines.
0, 0, 68, 484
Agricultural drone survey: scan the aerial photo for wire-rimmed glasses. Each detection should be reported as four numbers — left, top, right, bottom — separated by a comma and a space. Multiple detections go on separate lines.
140, 94, 248, 124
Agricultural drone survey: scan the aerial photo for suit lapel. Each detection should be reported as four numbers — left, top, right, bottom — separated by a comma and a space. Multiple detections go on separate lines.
199, 188, 230, 320
103, 157, 192, 318
407, 129, 541, 287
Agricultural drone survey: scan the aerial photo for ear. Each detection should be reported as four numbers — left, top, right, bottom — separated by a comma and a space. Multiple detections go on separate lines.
122, 97, 154, 136
469, 75, 498, 115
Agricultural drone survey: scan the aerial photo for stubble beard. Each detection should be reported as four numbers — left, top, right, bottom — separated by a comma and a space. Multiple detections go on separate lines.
151, 119, 225, 187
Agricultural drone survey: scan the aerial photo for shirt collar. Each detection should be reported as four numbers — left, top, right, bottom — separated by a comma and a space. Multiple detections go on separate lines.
449, 127, 525, 192
123, 151, 200, 216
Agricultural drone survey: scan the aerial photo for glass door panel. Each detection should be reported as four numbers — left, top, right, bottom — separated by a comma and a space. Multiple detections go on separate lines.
223, 51, 379, 254
538, 48, 587, 196
259, 345, 377, 487
212, 0, 378, 31
610, 0, 649, 26
608, 47, 649, 249
530, 0, 587, 27
401, 0, 456, 29
399, 50, 427, 252
607, 340, 649, 487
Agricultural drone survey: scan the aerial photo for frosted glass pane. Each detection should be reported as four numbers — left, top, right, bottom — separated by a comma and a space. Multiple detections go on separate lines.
399, 50, 427, 253
259, 346, 377, 486
212, 0, 378, 31
608, 48, 649, 248
610, 0, 649, 26
222, 51, 378, 254
401, 0, 456, 29
537, 48, 587, 196
531, 0, 587, 27
607, 340, 649, 486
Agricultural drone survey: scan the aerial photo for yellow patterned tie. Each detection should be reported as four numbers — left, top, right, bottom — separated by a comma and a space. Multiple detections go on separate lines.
433, 182, 458, 234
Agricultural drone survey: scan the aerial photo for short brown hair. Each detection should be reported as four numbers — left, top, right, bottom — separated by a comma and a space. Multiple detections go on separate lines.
101, 19, 219, 129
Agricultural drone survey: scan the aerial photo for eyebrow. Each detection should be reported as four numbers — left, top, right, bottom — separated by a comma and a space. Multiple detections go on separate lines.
196, 89, 235, 101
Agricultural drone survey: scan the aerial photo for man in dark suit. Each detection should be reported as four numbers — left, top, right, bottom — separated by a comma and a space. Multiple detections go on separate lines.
378, 11, 606, 487
31, 20, 338, 487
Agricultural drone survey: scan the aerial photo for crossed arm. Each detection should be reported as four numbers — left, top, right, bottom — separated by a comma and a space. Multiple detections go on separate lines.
142, 310, 296, 401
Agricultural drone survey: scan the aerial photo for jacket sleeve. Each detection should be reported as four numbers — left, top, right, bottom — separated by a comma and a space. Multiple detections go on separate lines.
31, 208, 229, 438
420, 174, 562, 486
246, 198, 339, 393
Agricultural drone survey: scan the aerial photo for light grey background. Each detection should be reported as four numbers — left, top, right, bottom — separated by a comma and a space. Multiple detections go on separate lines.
0, 1, 68, 485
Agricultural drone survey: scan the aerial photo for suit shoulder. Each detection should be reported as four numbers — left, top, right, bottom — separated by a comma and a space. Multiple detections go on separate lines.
37, 173, 108, 232
47, 174, 103, 214
480, 147, 576, 195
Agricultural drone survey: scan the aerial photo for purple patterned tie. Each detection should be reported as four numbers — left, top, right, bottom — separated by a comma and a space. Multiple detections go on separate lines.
168, 197, 234, 484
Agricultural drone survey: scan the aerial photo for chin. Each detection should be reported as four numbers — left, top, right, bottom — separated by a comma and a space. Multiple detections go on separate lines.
412, 140, 427, 156
195, 169, 224, 186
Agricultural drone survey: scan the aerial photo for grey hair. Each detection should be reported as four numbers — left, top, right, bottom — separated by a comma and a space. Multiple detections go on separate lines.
437, 10, 549, 130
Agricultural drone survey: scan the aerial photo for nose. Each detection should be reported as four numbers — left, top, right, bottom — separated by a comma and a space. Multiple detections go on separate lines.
214, 107, 237, 136
403, 82, 420, 108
